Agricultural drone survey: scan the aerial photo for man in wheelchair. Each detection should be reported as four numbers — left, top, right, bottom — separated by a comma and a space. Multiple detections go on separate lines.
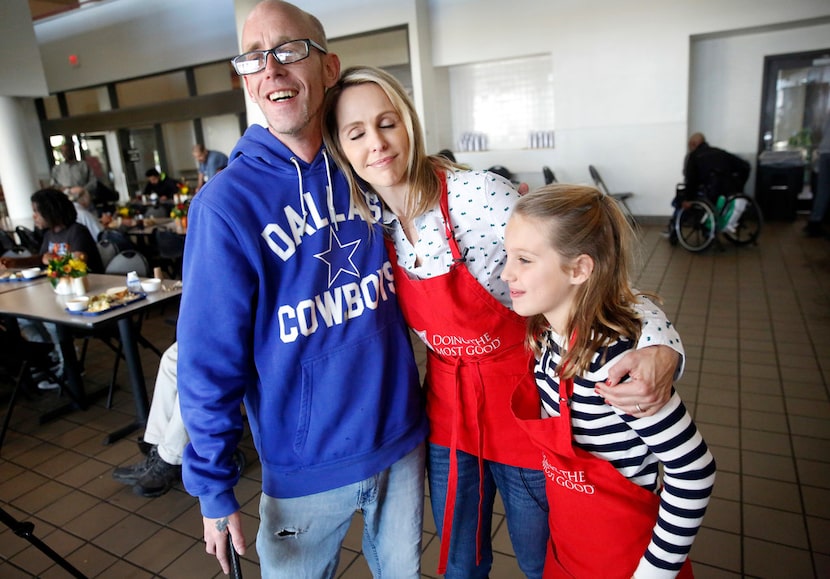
667, 132, 751, 243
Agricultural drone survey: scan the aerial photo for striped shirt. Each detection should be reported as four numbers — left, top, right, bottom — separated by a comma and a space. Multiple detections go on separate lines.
536, 329, 715, 578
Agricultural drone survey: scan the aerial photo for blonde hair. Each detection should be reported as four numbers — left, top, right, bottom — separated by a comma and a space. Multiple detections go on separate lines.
322, 65, 459, 226
514, 184, 644, 379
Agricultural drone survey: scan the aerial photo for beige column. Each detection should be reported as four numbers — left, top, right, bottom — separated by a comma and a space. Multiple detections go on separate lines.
0, 96, 40, 229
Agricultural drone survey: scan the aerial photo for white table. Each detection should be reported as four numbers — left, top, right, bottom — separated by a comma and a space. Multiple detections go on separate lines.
0, 273, 181, 443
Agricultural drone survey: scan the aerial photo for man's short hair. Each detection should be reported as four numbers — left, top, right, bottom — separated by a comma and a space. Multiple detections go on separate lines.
145, 168, 160, 178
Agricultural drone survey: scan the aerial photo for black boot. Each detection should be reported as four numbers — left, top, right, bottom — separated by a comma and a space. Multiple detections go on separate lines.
113, 446, 159, 485
133, 453, 181, 497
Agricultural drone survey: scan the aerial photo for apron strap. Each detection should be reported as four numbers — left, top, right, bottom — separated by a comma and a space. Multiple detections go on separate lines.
437, 357, 463, 574
438, 173, 465, 262
437, 357, 488, 574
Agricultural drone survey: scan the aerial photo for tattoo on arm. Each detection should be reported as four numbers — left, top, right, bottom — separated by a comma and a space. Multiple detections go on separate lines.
215, 517, 229, 533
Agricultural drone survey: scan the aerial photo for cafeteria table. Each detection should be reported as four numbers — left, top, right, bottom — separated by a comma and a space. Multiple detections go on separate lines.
0, 273, 182, 443
0, 270, 51, 294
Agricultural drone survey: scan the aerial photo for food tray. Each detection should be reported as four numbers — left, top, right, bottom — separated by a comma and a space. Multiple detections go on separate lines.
65, 292, 146, 316
0, 272, 46, 282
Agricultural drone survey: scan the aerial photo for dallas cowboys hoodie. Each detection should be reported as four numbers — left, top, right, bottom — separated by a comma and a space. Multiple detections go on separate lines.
177, 125, 428, 518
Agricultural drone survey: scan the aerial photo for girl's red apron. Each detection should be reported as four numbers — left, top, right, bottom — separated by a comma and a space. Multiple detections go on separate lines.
385, 175, 540, 573
511, 369, 694, 578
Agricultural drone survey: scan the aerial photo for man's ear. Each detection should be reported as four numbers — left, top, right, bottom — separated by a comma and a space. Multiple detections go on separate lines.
243, 75, 255, 101
570, 254, 594, 286
323, 53, 341, 89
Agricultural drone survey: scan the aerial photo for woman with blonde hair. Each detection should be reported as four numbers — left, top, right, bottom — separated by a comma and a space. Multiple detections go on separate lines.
322, 65, 682, 578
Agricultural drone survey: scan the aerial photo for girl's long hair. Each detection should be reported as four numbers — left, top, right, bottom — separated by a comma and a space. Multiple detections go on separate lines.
322, 65, 460, 226
516, 184, 643, 378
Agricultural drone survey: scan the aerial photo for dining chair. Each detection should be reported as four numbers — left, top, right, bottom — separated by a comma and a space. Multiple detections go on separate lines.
487, 165, 514, 182
152, 228, 186, 279
15, 226, 42, 255
96, 239, 119, 269
0, 230, 28, 258
588, 165, 637, 225
98, 229, 136, 253
0, 321, 71, 455
106, 250, 151, 277
543, 166, 557, 185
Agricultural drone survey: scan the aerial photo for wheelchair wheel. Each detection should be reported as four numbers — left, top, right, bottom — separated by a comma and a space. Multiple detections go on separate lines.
675, 200, 716, 252
721, 194, 762, 246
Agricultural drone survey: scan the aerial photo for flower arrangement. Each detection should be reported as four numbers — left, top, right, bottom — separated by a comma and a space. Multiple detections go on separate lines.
47, 254, 88, 280
170, 202, 189, 219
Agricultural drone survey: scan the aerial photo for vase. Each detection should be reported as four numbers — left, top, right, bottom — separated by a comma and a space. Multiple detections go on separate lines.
53, 277, 73, 295
71, 276, 89, 296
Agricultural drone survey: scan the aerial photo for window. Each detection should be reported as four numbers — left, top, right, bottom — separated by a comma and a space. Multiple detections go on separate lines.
450, 54, 554, 151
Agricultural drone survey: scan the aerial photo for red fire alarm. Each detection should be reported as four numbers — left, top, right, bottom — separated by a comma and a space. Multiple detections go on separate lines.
68, 54, 79, 67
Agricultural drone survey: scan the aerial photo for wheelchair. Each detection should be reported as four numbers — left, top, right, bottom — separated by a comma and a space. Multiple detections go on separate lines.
671, 185, 762, 252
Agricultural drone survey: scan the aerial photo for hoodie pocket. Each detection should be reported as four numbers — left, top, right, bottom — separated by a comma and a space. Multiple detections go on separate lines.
292, 325, 421, 465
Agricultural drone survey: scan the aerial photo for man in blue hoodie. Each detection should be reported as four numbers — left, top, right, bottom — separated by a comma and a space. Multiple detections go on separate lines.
176, 1, 429, 576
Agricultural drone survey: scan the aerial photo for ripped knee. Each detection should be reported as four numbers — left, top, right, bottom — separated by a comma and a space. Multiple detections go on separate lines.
275, 527, 303, 538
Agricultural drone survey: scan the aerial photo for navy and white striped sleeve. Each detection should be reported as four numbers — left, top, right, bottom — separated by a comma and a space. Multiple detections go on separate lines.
622, 394, 716, 578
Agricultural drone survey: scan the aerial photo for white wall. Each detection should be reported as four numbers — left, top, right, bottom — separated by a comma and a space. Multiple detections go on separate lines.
690, 19, 830, 196
0, 0, 48, 97
430, 0, 830, 216
35, 0, 237, 93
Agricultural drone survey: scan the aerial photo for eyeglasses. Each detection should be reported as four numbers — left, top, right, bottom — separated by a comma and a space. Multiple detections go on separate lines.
231, 39, 327, 75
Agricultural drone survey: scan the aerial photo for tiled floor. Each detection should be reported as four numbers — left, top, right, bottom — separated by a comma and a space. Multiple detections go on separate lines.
1, 219, 828, 578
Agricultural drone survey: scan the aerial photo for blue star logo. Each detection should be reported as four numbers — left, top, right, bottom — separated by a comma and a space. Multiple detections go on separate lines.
314, 229, 362, 287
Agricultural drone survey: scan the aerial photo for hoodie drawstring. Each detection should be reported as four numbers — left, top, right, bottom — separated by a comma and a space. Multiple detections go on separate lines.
291, 151, 338, 232
321, 149, 338, 232
290, 157, 307, 224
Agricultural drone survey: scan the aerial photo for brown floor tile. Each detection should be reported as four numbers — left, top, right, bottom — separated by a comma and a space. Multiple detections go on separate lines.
742, 537, 814, 578
2, 221, 827, 578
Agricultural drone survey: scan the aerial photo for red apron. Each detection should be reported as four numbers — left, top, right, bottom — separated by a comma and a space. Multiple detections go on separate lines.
386, 175, 541, 573
511, 370, 694, 578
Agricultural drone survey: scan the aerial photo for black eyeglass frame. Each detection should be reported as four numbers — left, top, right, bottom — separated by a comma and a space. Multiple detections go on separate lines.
231, 38, 328, 76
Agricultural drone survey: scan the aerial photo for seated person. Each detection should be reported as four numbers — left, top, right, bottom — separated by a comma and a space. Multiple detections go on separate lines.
0, 189, 104, 384
667, 133, 751, 240
682, 132, 750, 203
0, 188, 103, 273
143, 168, 180, 202
67, 189, 103, 241
112, 341, 246, 497
113, 343, 184, 497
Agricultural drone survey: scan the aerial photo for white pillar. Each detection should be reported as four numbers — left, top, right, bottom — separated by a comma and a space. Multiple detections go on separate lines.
0, 96, 40, 229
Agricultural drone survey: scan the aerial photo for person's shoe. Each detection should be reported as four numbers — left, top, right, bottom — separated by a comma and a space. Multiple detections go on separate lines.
113, 446, 159, 485
37, 380, 61, 391
137, 436, 155, 456
133, 455, 181, 498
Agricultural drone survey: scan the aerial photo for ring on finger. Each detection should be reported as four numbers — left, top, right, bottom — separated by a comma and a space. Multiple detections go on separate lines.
636, 403, 643, 413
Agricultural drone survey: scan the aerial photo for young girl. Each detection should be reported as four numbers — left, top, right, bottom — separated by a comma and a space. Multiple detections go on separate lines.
502, 184, 716, 578
322, 65, 686, 578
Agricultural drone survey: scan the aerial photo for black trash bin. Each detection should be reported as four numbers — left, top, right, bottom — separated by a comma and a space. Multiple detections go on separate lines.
756, 151, 806, 221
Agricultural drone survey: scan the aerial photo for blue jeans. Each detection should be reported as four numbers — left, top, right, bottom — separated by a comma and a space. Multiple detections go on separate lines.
257, 443, 425, 579
427, 443, 548, 579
